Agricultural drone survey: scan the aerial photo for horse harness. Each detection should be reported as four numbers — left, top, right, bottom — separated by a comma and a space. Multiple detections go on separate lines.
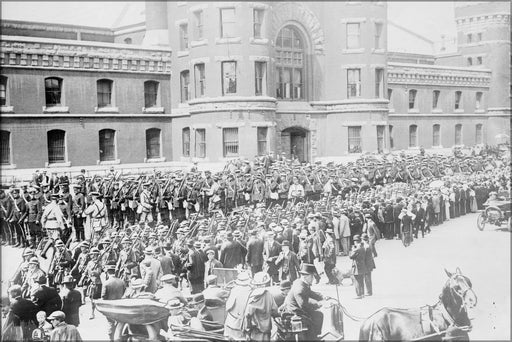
417, 302, 469, 341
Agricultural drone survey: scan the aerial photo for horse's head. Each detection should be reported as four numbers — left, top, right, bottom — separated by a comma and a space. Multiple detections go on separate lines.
444, 267, 478, 310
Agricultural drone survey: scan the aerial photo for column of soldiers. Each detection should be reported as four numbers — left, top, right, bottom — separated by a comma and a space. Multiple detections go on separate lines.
4, 148, 510, 340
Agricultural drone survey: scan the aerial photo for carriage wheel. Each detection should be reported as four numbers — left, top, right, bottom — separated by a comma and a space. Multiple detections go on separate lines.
113, 322, 159, 342
477, 213, 486, 231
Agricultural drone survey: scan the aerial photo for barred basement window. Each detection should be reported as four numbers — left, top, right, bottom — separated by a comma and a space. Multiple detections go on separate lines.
146, 128, 161, 159
223, 127, 239, 157
409, 125, 418, 148
194, 64, 206, 97
45, 77, 62, 107
455, 124, 463, 145
475, 124, 483, 144
433, 124, 441, 147
182, 128, 190, 157
222, 62, 237, 95
144, 81, 159, 108
195, 129, 206, 158
97, 79, 113, 108
257, 127, 268, 155
0, 130, 10, 165
347, 69, 361, 98
47, 129, 66, 163
99, 129, 116, 161
348, 126, 362, 153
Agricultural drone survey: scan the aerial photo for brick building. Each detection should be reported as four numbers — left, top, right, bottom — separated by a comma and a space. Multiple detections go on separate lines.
0, 1, 510, 174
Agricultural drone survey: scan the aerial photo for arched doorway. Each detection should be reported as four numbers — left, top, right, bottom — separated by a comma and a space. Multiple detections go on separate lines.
281, 127, 309, 163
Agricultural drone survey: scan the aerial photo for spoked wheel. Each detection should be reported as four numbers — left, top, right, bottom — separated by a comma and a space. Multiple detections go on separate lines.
477, 212, 486, 231
113, 322, 159, 342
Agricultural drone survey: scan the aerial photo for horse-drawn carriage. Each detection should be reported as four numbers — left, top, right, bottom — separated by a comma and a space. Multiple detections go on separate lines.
476, 197, 512, 231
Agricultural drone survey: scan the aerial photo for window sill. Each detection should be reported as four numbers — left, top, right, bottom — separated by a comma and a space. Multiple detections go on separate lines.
342, 48, 365, 54
144, 157, 166, 163
1, 106, 14, 113
454, 109, 465, 114
215, 37, 241, 45
371, 48, 385, 54
408, 109, 420, 114
475, 109, 486, 114
1, 163, 17, 169
190, 39, 208, 47
95, 106, 119, 113
45, 161, 71, 168
97, 159, 121, 165
250, 37, 269, 45
177, 50, 190, 57
432, 109, 443, 114
43, 106, 69, 113
143, 107, 165, 114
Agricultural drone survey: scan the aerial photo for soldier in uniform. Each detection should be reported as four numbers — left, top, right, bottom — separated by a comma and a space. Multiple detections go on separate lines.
8, 188, 28, 248
0, 189, 13, 245
26, 187, 42, 249
48, 239, 73, 287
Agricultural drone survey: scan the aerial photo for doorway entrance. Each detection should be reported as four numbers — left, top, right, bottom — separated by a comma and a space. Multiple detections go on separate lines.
281, 127, 309, 163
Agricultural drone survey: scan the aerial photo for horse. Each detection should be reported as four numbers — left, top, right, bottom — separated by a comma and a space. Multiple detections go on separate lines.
359, 268, 477, 341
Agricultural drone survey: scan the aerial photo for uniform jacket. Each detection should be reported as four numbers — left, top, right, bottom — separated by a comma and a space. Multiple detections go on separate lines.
349, 243, 367, 275
27, 198, 42, 222
101, 276, 125, 300
246, 237, 264, 267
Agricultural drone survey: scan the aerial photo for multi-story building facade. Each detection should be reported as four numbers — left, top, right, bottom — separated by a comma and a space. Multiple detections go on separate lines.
0, 1, 509, 174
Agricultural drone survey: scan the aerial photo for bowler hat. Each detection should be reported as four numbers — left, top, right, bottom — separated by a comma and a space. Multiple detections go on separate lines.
282, 240, 290, 247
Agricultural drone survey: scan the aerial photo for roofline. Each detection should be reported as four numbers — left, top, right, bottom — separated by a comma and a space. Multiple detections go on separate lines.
388, 61, 492, 73
387, 20, 434, 44
1, 19, 114, 34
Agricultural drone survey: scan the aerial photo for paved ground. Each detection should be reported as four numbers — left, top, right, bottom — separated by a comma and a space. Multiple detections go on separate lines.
2, 212, 510, 340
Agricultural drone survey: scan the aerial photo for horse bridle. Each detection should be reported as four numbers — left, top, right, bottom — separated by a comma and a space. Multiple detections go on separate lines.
448, 274, 476, 314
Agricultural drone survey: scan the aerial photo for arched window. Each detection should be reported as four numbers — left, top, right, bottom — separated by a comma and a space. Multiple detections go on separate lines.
146, 128, 161, 159
475, 124, 483, 144
99, 129, 116, 161
455, 124, 463, 145
97, 79, 113, 108
409, 125, 418, 148
47, 130, 66, 163
124, 37, 132, 44
45, 77, 62, 107
276, 25, 305, 100
144, 81, 159, 108
182, 127, 190, 157
433, 124, 441, 147
1, 130, 11, 165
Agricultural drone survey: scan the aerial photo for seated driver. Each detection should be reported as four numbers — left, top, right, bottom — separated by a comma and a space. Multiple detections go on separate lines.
280, 263, 325, 341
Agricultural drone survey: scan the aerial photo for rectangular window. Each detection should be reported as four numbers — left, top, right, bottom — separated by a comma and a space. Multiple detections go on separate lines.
409, 89, 417, 109
0, 131, 10, 165
375, 68, 384, 98
476, 56, 483, 65
389, 125, 394, 149
146, 129, 161, 159
223, 127, 239, 157
144, 81, 158, 108
195, 129, 206, 158
97, 79, 112, 108
455, 124, 462, 145
255, 61, 266, 96
179, 24, 188, 50
475, 124, 483, 144
257, 127, 268, 155
477, 32, 482, 41
220, 8, 236, 38
433, 124, 441, 147
346, 23, 360, 49
455, 91, 462, 110
387, 88, 393, 105
0, 77, 7, 106
253, 9, 264, 38
475, 92, 483, 110
374, 22, 383, 49
194, 11, 203, 40
180, 70, 190, 102
433, 90, 440, 110
222, 61, 237, 95
194, 63, 205, 97
182, 128, 190, 157
347, 68, 361, 98
99, 129, 116, 161
348, 126, 362, 153
45, 78, 62, 107
409, 125, 418, 148
467, 57, 472, 66
467, 33, 472, 43
47, 130, 65, 163
376, 125, 385, 153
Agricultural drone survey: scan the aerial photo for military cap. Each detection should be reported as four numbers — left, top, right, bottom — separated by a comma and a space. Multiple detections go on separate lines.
90, 247, 100, 254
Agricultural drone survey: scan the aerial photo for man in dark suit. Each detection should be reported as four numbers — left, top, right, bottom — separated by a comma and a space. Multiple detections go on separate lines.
219, 232, 245, 269
246, 229, 264, 275
263, 231, 282, 283
8, 284, 38, 333
275, 240, 301, 282
281, 263, 325, 340
31, 274, 62, 316
362, 234, 375, 297
186, 240, 206, 294
349, 235, 366, 299
101, 264, 125, 341
155, 246, 174, 275
393, 198, 404, 239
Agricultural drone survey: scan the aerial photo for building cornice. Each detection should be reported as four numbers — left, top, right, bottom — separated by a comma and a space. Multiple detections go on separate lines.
1, 113, 173, 119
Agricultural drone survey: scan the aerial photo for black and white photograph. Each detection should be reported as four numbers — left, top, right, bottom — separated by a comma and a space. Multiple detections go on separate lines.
0, 1, 510, 341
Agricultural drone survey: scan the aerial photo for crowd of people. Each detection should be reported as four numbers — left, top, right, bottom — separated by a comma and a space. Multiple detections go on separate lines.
2, 147, 510, 341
